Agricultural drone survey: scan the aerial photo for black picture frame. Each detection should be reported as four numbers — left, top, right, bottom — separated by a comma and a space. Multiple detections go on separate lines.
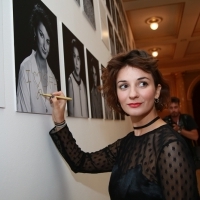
107, 17, 115, 56
86, 49, 103, 119
62, 23, 89, 118
13, 0, 61, 114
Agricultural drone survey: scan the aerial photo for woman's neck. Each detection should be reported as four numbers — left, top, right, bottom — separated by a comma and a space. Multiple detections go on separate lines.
72, 71, 81, 82
35, 52, 47, 70
131, 109, 164, 136
35, 52, 47, 93
133, 118, 165, 136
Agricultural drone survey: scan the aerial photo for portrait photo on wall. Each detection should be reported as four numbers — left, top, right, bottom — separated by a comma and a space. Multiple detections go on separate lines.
13, 0, 61, 115
121, 113, 125, 120
110, 0, 117, 28
101, 65, 113, 120
114, 110, 120, 120
86, 49, 103, 119
105, 0, 111, 16
114, 30, 123, 54
99, 0, 109, 50
62, 23, 89, 118
83, 0, 96, 30
107, 17, 115, 56
104, 99, 113, 120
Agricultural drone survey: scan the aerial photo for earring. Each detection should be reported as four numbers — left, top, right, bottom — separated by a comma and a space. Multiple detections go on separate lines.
154, 98, 159, 103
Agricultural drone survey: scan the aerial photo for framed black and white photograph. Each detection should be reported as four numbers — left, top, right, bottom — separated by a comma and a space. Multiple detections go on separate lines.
13, 0, 61, 115
62, 23, 89, 118
99, 0, 109, 50
101, 65, 113, 120
116, 8, 123, 41
105, 0, 111, 16
107, 17, 115, 56
104, 98, 113, 120
114, 30, 120, 54
115, 7, 120, 32
0, 0, 5, 107
83, 0, 96, 29
110, 0, 117, 28
122, 29, 128, 52
114, 110, 120, 120
86, 49, 103, 119
121, 113, 125, 120
115, 30, 124, 54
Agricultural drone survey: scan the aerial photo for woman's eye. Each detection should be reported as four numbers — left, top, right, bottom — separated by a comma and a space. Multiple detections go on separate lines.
47, 39, 50, 45
119, 84, 128, 89
39, 31, 44, 38
139, 81, 148, 87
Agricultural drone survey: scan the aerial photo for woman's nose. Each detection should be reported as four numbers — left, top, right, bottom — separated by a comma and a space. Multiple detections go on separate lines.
43, 40, 48, 50
75, 58, 78, 65
129, 87, 138, 98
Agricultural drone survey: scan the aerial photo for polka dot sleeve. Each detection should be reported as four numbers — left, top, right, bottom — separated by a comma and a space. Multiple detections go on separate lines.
50, 125, 121, 173
157, 140, 198, 200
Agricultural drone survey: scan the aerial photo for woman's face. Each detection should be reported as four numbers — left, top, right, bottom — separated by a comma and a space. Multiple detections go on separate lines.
116, 65, 161, 118
35, 22, 50, 60
73, 47, 81, 76
92, 66, 97, 87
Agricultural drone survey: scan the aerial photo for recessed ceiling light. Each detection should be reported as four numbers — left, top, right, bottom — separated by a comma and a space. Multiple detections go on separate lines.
146, 17, 162, 30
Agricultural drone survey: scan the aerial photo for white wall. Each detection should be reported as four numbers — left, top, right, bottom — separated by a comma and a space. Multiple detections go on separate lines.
0, 0, 132, 199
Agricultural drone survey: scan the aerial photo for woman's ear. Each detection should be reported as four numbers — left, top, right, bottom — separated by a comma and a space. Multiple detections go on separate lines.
155, 84, 162, 99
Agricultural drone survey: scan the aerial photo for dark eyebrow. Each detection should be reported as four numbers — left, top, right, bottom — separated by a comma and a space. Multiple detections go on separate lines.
137, 77, 150, 80
116, 80, 126, 84
117, 77, 150, 84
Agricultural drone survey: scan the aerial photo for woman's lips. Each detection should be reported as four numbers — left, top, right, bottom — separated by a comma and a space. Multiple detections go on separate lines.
42, 48, 47, 55
127, 103, 142, 108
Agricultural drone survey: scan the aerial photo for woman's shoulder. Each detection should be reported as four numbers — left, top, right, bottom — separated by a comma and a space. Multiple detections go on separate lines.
152, 124, 187, 152
153, 124, 181, 141
155, 124, 177, 135
20, 50, 35, 69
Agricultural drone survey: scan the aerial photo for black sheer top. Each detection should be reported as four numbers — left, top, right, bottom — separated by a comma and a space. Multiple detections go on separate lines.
50, 124, 199, 200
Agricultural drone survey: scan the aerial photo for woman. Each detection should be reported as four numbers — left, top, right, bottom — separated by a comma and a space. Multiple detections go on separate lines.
90, 59, 103, 118
17, 3, 58, 114
67, 39, 88, 118
49, 50, 199, 199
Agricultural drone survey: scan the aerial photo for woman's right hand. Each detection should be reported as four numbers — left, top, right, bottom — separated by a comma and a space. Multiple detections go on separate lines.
50, 91, 67, 123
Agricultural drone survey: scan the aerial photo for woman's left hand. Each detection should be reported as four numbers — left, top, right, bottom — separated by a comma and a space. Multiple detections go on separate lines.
50, 91, 66, 123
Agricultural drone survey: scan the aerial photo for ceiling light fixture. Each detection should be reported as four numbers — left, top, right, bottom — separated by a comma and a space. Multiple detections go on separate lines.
149, 48, 161, 57
146, 17, 162, 30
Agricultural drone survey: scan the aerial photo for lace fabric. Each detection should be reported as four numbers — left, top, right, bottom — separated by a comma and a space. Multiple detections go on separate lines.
50, 124, 199, 199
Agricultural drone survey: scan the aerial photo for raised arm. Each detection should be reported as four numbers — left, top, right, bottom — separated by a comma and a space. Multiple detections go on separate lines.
49, 91, 120, 173
49, 125, 120, 173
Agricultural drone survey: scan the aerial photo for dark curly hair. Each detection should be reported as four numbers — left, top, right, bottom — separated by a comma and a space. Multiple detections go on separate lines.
100, 49, 170, 114
170, 97, 180, 104
90, 58, 100, 85
71, 39, 80, 59
30, 3, 53, 47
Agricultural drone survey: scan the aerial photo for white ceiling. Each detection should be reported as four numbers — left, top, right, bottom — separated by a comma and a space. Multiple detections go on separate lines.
122, 0, 200, 75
